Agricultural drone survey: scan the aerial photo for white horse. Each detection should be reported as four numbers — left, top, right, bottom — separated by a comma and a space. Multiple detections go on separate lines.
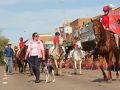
71, 40, 85, 74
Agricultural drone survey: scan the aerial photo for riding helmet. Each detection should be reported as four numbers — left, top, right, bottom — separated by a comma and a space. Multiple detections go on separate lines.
55, 32, 60, 35
103, 6, 110, 11
19, 37, 23, 41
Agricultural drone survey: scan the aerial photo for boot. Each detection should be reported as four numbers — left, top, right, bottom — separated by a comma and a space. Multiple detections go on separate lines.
114, 34, 120, 52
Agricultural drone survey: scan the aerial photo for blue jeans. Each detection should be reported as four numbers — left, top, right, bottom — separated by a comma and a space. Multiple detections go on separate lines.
6, 57, 13, 74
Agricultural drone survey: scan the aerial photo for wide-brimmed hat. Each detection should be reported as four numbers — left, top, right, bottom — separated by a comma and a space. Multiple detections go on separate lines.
108, 4, 115, 10
7, 42, 12, 45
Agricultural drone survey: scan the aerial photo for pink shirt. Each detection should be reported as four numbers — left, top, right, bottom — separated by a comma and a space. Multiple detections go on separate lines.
27, 39, 44, 58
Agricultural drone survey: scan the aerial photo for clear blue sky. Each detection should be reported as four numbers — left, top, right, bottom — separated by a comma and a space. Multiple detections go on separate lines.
0, 0, 120, 46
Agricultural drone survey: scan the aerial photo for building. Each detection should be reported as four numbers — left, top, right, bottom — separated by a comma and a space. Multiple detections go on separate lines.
38, 33, 53, 49
64, 18, 91, 53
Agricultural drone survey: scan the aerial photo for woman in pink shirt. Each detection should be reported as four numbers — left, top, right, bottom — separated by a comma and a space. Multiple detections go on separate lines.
25, 32, 45, 83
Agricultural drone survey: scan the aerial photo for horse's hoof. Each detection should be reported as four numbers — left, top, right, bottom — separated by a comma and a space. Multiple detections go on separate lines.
55, 74, 59, 76
60, 73, 62, 76
74, 73, 77, 75
108, 80, 112, 83
116, 78, 120, 81
52, 81, 55, 83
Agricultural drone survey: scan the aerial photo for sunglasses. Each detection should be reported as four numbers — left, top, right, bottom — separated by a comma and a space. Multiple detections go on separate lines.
34, 35, 39, 37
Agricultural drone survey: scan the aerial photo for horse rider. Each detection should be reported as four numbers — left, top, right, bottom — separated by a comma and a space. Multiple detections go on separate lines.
17, 37, 28, 57
100, 5, 119, 51
50, 32, 66, 56
13, 44, 19, 53
69, 36, 79, 58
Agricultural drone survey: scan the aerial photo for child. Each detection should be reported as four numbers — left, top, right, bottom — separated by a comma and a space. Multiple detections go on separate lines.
50, 32, 66, 56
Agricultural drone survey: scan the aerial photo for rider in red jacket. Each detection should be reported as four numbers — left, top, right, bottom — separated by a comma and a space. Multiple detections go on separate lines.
17, 37, 28, 57
69, 36, 79, 58
19, 37, 28, 49
73, 36, 79, 48
101, 6, 119, 51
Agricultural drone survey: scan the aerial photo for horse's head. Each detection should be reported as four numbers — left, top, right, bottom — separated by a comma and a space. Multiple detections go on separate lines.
76, 40, 82, 49
58, 36, 64, 46
24, 45, 28, 51
91, 18, 102, 42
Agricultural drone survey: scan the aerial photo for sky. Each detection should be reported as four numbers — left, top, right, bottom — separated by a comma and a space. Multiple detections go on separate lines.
0, 0, 120, 46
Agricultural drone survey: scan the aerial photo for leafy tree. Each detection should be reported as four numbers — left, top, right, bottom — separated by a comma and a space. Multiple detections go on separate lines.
0, 30, 9, 65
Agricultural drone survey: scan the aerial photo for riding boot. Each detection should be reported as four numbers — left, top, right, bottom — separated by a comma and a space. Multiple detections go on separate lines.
114, 34, 119, 51
50, 45, 56, 56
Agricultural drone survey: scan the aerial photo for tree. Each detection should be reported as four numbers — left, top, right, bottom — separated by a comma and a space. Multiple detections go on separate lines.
0, 29, 9, 65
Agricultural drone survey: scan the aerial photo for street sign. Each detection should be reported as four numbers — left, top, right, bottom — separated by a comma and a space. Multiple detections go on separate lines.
109, 10, 120, 35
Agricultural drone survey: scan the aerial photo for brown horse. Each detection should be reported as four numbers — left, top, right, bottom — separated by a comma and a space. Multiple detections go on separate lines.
91, 19, 119, 83
18, 45, 28, 74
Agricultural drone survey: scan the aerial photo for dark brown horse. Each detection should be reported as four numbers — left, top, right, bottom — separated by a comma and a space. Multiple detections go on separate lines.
18, 45, 28, 74
91, 19, 119, 83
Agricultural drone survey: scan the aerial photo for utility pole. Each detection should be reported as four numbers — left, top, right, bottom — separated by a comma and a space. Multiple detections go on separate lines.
58, 0, 66, 27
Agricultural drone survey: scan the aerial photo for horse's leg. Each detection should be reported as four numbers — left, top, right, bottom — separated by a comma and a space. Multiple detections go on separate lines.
114, 52, 119, 80
14, 58, 17, 71
21, 60, 24, 73
106, 51, 113, 83
54, 60, 58, 75
99, 55, 107, 80
79, 60, 82, 74
59, 59, 63, 75
74, 61, 77, 74
51, 58, 57, 75
24, 61, 26, 75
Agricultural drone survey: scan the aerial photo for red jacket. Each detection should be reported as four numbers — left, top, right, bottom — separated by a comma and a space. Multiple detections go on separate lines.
53, 37, 59, 44
73, 41, 77, 48
101, 14, 109, 28
19, 40, 28, 49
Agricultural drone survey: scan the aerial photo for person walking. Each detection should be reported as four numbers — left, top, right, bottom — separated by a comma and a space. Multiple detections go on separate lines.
25, 32, 45, 83
3, 42, 15, 75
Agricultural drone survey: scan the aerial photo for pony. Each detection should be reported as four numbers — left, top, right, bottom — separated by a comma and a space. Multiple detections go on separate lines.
13, 47, 19, 71
18, 45, 28, 74
50, 36, 64, 75
71, 40, 85, 74
91, 19, 119, 83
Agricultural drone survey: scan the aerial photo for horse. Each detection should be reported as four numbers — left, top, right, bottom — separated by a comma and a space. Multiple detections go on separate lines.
91, 19, 119, 83
71, 40, 85, 74
50, 36, 64, 75
18, 45, 28, 74
13, 47, 19, 71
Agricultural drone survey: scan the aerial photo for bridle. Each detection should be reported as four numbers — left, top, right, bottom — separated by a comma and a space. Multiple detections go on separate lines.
94, 25, 105, 41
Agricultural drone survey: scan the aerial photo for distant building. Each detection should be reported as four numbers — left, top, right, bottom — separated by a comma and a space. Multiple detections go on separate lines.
38, 33, 53, 49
